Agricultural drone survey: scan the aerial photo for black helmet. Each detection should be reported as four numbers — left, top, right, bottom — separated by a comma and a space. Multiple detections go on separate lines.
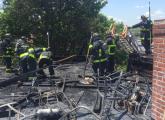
92, 33, 100, 43
4, 33, 12, 44
93, 40, 102, 49
141, 15, 147, 20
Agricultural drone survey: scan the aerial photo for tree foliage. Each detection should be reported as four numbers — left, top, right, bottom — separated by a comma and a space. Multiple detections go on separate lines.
90, 14, 114, 39
0, 0, 128, 70
0, 0, 123, 56
90, 14, 124, 40
0, 0, 108, 55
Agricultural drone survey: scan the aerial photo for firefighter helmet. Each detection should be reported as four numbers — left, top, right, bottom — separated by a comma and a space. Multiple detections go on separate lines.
4, 33, 12, 44
141, 15, 147, 20
5, 33, 11, 36
93, 33, 99, 37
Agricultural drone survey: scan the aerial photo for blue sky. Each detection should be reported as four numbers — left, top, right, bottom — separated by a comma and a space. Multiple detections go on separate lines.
101, 0, 165, 25
0, 0, 165, 26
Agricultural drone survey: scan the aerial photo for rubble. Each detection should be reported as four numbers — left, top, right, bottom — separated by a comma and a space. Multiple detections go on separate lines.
0, 29, 153, 120
0, 62, 152, 120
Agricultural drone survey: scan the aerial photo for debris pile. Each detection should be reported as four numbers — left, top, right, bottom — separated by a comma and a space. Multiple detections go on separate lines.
0, 62, 152, 120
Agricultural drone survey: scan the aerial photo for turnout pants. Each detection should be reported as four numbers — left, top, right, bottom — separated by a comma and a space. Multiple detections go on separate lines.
28, 57, 37, 72
106, 55, 115, 73
38, 58, 54, 76
20, 57, 28, 73
143, 40, 150, 54
20, 56, 36, 74
141, 32, 151, 54
4, 56, 12, 70
92, 61, 106, 76
28, 57, 37, 77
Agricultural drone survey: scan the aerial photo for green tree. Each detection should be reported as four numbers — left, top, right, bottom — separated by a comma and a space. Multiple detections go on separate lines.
0, 0, 128, 70
90, 14, 114, 39
0, 0, 107, 56
90, 14, 124, 40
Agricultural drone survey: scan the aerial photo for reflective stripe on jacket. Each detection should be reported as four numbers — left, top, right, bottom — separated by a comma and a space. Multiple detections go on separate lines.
93, 58, 107, 63
28, 48, 36, 59
89, 44, 93, 49
19, 47, 36, 59
39, 54, 49, 60
19, 52, 29, 58
107, 44, 116, 55
42, 48, 47, 51
28, 48, 34, 53
93, 48, 107, 63
4, 47, 13, 57
38, 51, 51, 62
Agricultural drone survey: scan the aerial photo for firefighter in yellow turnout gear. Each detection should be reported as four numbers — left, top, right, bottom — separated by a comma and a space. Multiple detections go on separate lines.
17, 47, 37, 74
131, 15, 152, 54
4, 46, 14, 73
105, 32, 116, 73
15, 36, 37, 74
89, 36, 107, 76
38, 48, 54, 77
2, 33, 14, 73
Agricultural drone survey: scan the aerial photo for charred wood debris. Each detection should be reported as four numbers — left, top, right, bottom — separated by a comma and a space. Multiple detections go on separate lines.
0, 30, 153, 120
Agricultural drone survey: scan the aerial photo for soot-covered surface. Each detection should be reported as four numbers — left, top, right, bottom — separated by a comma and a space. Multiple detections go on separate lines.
0, 63, 152, 120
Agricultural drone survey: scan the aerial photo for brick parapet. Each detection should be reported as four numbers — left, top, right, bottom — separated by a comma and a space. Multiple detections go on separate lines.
152, 19, 165, 120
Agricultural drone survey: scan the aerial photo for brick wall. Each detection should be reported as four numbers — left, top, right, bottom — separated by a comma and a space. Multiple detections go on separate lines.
152, 19, 165, 120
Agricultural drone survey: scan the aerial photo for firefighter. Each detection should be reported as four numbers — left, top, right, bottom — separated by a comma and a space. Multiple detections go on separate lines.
131, 15, 152, 54
19, 53, 29, 74
38, 49, 54, 77
3, 33, 14, 73
15, 37, 27, 73
88, 33, 100, 51
91, 33, 100, 43
27, 34, 35, 45
105, 32, 116, 74
16, 35, 37, 74
15, 36, 28, 57
27, 47, 37, 73
4, 46, 14, 73
90, 39, 107, 76
26, 35, 37, 75
15, 39, 29, 74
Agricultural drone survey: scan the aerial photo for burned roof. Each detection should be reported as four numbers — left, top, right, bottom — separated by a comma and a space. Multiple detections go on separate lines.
0, 62, 152, 120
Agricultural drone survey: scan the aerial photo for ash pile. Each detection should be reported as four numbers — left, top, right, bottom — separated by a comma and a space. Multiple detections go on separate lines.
0, 62, 152, 120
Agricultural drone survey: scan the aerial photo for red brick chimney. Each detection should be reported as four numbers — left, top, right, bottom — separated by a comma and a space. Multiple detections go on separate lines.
152, 19, 165, 120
